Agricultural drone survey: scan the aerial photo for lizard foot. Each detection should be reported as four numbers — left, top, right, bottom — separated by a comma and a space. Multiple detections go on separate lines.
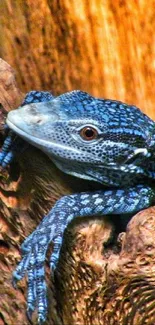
12, 194, 74, 322
12, 214, 60, 323
13, 237, 48, 323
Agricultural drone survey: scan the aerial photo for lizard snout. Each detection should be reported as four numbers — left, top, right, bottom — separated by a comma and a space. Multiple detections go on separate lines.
7, 102, 59, 128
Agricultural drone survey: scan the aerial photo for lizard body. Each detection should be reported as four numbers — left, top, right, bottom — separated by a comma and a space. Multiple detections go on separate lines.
1, 90, 155, 323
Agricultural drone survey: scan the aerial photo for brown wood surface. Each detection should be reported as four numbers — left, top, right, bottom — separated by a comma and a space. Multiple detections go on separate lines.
0, 1, 155, 324
0, 0, 155, 117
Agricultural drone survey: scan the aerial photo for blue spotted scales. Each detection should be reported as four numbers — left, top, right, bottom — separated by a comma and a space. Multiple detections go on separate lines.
1, 90, 155, 323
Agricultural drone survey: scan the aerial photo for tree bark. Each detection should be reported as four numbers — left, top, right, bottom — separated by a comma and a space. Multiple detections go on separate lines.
0, 0, 155, 117
0, 1, 155, 324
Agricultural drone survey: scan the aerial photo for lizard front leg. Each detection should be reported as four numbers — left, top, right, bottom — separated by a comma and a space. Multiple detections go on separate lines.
12, 184, 155, 323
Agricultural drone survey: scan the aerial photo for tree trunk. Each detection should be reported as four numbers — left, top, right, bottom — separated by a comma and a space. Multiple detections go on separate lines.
0, 1, 155, 324
0, 0, 155, 117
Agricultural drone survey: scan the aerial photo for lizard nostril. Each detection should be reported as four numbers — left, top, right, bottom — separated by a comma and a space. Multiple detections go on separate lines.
36, 119, 42, 124
27, 115, 45, 124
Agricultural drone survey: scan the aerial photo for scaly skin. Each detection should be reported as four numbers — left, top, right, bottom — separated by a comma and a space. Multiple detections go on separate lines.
0, 91, 54, 167
1, 90, 155, 323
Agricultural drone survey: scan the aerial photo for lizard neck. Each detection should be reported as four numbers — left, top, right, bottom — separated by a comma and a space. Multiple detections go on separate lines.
52, 157, 150, 187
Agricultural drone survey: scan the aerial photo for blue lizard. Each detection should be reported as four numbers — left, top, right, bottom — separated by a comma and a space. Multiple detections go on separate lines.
1, 90, 155, 323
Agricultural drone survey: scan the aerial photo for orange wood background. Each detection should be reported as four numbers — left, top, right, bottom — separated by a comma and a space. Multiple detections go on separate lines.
0, 0, 155, 117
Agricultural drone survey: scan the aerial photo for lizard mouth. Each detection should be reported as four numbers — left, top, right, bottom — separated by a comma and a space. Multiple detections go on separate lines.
6, 119, 89, 158
7, 119, 30, 138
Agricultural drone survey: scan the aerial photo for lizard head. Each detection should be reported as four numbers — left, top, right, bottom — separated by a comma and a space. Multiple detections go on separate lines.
6, 90, 155, 185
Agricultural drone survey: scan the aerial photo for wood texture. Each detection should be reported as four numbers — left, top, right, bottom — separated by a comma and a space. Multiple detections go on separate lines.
56, 208, 155, 325
0, 0, 155, 117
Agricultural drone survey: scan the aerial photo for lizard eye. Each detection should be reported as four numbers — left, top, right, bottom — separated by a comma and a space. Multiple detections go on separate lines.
80, 126, 98, 141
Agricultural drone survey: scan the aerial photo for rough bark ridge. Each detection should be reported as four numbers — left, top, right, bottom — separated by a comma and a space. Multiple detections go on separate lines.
0, 1, 155, 117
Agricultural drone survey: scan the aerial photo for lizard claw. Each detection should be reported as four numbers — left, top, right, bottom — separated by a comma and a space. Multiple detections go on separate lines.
12, 253, 31, 285
26, 307, 34, 323
27, 307, 47, 325
38, 313, 47, 325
